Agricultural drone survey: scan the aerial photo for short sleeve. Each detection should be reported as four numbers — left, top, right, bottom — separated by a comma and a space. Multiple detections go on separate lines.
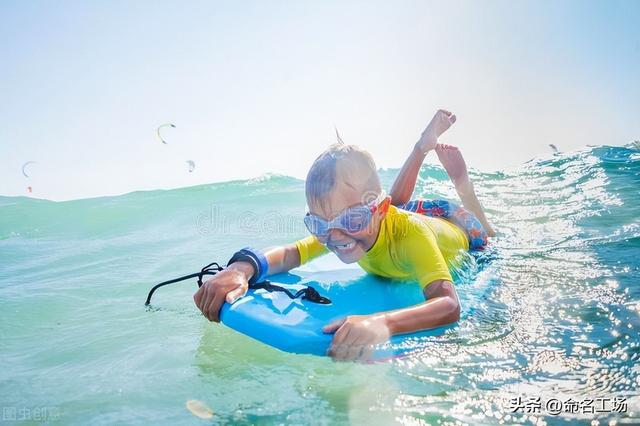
399, 218, 453, 289
294, 235, 329, 265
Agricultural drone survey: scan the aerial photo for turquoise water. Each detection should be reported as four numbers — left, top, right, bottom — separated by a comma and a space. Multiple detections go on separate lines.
1, 144, 639, 425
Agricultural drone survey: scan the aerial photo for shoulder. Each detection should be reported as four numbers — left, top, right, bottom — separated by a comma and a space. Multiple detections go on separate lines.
294, 235, 327, 264
387, 206, 434, 242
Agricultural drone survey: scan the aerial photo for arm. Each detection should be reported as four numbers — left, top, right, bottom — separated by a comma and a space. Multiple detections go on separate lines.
194, 236, 329, 322
223, 243, 302, 292
325, 216, 459, 360
193, 244, 299, 322
382, 224, 461, 334
384, 279, 460, 334
231, 238, 320, 282
263, 244, 301, 275
324, 280, 460, 360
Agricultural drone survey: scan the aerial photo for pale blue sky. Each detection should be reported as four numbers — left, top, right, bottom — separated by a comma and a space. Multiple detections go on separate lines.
1, 0, 639, 200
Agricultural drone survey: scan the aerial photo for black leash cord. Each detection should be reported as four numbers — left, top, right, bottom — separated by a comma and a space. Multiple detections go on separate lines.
145, 262, 331, 306
249, 282, 331, 304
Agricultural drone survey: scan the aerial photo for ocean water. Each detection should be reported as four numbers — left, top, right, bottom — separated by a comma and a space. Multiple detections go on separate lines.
1, 144, 639, 425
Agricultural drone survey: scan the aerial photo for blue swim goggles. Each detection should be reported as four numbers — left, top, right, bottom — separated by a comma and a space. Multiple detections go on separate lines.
303, 192, 387, 237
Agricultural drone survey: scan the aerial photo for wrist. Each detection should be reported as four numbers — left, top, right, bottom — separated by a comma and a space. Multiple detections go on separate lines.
227, 247, 269, 284
379, 313, 396, 335
227, 261, 255, 282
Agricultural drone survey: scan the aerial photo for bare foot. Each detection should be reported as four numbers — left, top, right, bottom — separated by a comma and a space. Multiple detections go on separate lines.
435, 144, 471, 193
416, 109, 457, 153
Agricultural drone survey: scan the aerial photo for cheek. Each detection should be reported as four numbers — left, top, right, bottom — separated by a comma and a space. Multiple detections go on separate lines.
348, 217, 380, 245
316, 235, 329, 246
353, 217, 379, 237
348, 228, 373, 243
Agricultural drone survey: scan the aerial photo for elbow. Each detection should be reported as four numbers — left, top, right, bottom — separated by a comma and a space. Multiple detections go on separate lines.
444, 296, 460, 324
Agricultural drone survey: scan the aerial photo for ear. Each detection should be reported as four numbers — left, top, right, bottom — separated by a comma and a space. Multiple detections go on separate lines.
377, 196, 392, 217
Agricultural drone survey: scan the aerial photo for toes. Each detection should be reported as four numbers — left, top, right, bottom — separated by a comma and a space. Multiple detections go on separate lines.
436, 146, 450, 158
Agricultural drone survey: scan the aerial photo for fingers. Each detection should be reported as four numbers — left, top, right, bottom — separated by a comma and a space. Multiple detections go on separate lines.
194, 277, 217, 313
198, 285, 213, 320
348, 333, 371, 360
328, 321, 370, 361
438, 109, 453, 117
226, 285, 246, 304
331, 321, 351, 346
193, 285, 204, 309
205, 289, 226, 323
329, 343, 350, 360
195, 269, 250, 321
344, 342, 364, 361
327, 321, 352, 358
330, 336, 373, 362
450, 114, 457, 124
198, 283, 213, 314
360, 344, 375, 362
322, 317, 346, 334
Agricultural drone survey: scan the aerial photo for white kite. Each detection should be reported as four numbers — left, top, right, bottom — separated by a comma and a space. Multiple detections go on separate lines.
22, 161, 36, 178
334, 125, 345, 144
156, 123, 176, 144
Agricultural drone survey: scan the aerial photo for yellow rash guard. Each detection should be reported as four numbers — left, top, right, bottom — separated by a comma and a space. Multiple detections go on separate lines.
294, 205, 469, 289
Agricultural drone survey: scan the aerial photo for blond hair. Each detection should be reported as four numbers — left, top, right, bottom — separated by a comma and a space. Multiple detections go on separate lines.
305, 143, 381, 207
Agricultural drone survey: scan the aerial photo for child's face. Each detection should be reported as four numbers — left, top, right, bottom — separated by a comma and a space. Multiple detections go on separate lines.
308, 180, 388, 264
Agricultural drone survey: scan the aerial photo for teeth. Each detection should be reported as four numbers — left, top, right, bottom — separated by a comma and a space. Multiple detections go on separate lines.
335, 242, 355, 251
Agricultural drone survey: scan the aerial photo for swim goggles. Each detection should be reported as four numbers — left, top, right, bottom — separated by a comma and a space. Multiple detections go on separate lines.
303, 192, 387, 237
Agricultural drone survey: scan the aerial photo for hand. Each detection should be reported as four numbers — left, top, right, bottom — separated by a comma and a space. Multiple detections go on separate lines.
323, 314, 391, 361
416, 109, 457, 153
192, 262, 252, 322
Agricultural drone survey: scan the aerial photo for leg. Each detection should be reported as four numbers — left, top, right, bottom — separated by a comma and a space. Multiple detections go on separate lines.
390, 110, 457, 206
435, 144, 495, 236
389, 146, 427, 206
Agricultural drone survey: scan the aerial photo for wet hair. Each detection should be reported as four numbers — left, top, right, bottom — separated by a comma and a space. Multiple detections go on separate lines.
305, 143, 381, 209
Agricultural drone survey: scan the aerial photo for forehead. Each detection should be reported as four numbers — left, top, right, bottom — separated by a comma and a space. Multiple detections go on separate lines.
308, 180, 365, 219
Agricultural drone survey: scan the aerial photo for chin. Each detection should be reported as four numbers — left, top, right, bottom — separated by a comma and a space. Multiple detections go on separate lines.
337, 254, 359, 264
335, 249, 364, 264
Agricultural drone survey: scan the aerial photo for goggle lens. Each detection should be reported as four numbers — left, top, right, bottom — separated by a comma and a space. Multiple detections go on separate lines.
304, 206, 372, 237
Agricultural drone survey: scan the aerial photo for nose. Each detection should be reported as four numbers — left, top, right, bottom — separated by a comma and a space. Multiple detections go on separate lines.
317, 228, 348, 244
327, 228, 348, 242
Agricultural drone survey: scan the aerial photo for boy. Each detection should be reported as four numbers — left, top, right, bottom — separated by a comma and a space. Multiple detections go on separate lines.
194, 110, 494, 361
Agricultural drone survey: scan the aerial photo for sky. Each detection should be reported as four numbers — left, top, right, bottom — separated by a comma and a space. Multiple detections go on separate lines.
1, 0, 639, 201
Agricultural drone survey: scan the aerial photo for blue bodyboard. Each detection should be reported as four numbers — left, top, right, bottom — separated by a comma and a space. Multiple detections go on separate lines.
220, 255, 469, 359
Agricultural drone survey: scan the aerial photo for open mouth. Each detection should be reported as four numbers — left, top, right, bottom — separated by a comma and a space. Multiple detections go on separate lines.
330, 241, 356, 253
